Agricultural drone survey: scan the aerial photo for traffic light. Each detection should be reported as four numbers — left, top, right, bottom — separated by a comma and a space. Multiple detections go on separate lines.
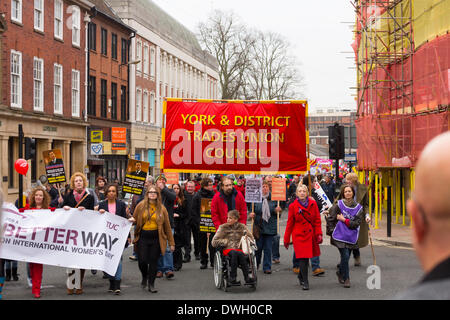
24, 137, 36, 160
328, 123, 345, 160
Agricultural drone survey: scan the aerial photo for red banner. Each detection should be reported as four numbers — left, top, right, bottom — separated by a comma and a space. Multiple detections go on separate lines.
162, 100, 308, 174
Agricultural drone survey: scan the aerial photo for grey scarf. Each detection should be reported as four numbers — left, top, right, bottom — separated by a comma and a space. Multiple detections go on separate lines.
262, 193, 271, 223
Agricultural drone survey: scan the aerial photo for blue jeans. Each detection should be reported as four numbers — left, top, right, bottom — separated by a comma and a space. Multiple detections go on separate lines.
272, 234, 280, 260
338, 248, 351, 281
293, 252, 321, 271
109, 256, 123, 280
157, 229, 174, 273
256, 234, 274, 271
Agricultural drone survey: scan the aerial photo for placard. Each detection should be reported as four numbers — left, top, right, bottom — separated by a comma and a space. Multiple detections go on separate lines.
164, 172, 179, 185
245, 178, 263, 203
43, 149, 66, 184
199, 198, 216, 233
313, 182, 333, 212
271, 177, 286, 201
122, 159, 149, 195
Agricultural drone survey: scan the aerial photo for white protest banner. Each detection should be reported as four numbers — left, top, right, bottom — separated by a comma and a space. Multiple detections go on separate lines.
245, 178, 263, 203
313, 182, 333, 212
0, 203, 132, 275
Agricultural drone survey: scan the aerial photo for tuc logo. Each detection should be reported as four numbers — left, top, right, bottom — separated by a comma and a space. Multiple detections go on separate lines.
106, 221, 119, 231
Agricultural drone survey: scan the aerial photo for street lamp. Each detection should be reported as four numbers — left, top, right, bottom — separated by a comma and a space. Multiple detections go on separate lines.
119, 60, 140, 74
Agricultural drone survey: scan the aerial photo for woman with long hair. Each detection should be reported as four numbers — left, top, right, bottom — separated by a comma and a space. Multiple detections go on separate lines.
129, 185, 175, 293
95, 176, 107, 201
172, 184, 187, 271
98, 183, 130, 295
62, 172, 95, 295
19, 186, 55, 298
326, 184, 365, 288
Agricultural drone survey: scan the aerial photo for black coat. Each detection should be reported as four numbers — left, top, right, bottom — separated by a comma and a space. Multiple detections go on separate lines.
183, 190, 196, 226
62, 190, 95, 210
160, 186, 176, 228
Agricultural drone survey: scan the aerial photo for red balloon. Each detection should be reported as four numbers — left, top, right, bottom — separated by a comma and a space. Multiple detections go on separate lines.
14, 158, 29, 176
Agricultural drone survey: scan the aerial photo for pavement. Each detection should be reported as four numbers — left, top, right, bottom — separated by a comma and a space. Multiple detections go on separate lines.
369, 212, 413, 248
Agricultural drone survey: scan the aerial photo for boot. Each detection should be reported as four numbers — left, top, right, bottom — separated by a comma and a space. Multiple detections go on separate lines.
114, 280, 121, 295
298, 272, 304, 286
12, 267, 19, 281
5, 269, 11, 282
300, 266, 309, 290
141, 276, 147, 289
108, 279, 115, 293
148, 279, 157, 293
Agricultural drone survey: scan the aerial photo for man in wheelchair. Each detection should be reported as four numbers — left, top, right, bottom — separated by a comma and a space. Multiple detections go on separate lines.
212, 210, 256, 286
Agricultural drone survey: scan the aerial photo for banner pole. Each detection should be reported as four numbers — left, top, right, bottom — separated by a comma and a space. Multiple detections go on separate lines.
277, 200, 280, 235
251, 202, 254, 232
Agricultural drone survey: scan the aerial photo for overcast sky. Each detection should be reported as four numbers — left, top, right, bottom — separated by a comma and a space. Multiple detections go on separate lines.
151, 0, 356, 112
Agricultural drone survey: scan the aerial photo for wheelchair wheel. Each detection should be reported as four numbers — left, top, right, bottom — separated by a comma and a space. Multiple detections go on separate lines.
214, 251, 224, 290
248, 252, 258, 290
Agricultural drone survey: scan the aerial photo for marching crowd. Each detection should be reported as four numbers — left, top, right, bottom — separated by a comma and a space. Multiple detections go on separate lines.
0, 170, 371, 299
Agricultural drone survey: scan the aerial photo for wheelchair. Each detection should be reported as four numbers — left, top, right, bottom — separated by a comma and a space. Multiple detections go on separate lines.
213, 247, 258, 292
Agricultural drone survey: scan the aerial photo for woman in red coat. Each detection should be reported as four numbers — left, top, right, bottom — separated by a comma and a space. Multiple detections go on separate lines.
284, 184, 323, 290
19, 186, 56, 298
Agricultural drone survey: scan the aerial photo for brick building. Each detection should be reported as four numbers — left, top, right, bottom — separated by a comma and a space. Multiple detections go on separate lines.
308, 108, 358, 160
107, 0, 219, 177
0, 0, 94, 201
86, 0, 135, 186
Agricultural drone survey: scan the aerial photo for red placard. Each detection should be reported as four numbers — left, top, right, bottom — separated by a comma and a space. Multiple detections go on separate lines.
162, 100, 308, 174
271, 177, 287, 201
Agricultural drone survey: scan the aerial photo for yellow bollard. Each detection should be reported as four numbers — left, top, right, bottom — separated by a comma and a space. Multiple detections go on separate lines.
396, 170, 401, 224
402, 187, 406, 226
410, 169, 415, 228
374, 173, 379, 229
368, 171, 373, 221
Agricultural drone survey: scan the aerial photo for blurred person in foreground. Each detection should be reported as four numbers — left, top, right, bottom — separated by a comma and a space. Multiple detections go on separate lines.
395, 132, 450, 299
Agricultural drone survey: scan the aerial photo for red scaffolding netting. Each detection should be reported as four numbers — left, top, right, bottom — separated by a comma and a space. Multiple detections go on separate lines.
355, 110, 449, 169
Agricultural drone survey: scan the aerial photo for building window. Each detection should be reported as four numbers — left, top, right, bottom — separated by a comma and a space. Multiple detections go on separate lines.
150, 93, 155, 124
111, 33, 117, 60
34, 0, 44, 32
143, 45, 149, 75
71, 6, 80, 46
12, 0, 22, 23
101, 79, 107, 118
54, 64, 63, 114
71, 70, 80, 117
120, 85, 127, 121
136, 41, 142, 73
89, 23, 96, 51
88, 76, 96, 116
121, 38, 127, 64
54, 0, 63, 39
136, 88, 142, 122
33, 57, 44, 111
101, 28, 107, 55
111, 82, 117, 120
143, 91, 148, 122
11, 50, 22, 108
150, 47, 155, 77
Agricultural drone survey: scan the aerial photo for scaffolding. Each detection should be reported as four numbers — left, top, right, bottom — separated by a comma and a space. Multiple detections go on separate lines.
351, 0, 450, 230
